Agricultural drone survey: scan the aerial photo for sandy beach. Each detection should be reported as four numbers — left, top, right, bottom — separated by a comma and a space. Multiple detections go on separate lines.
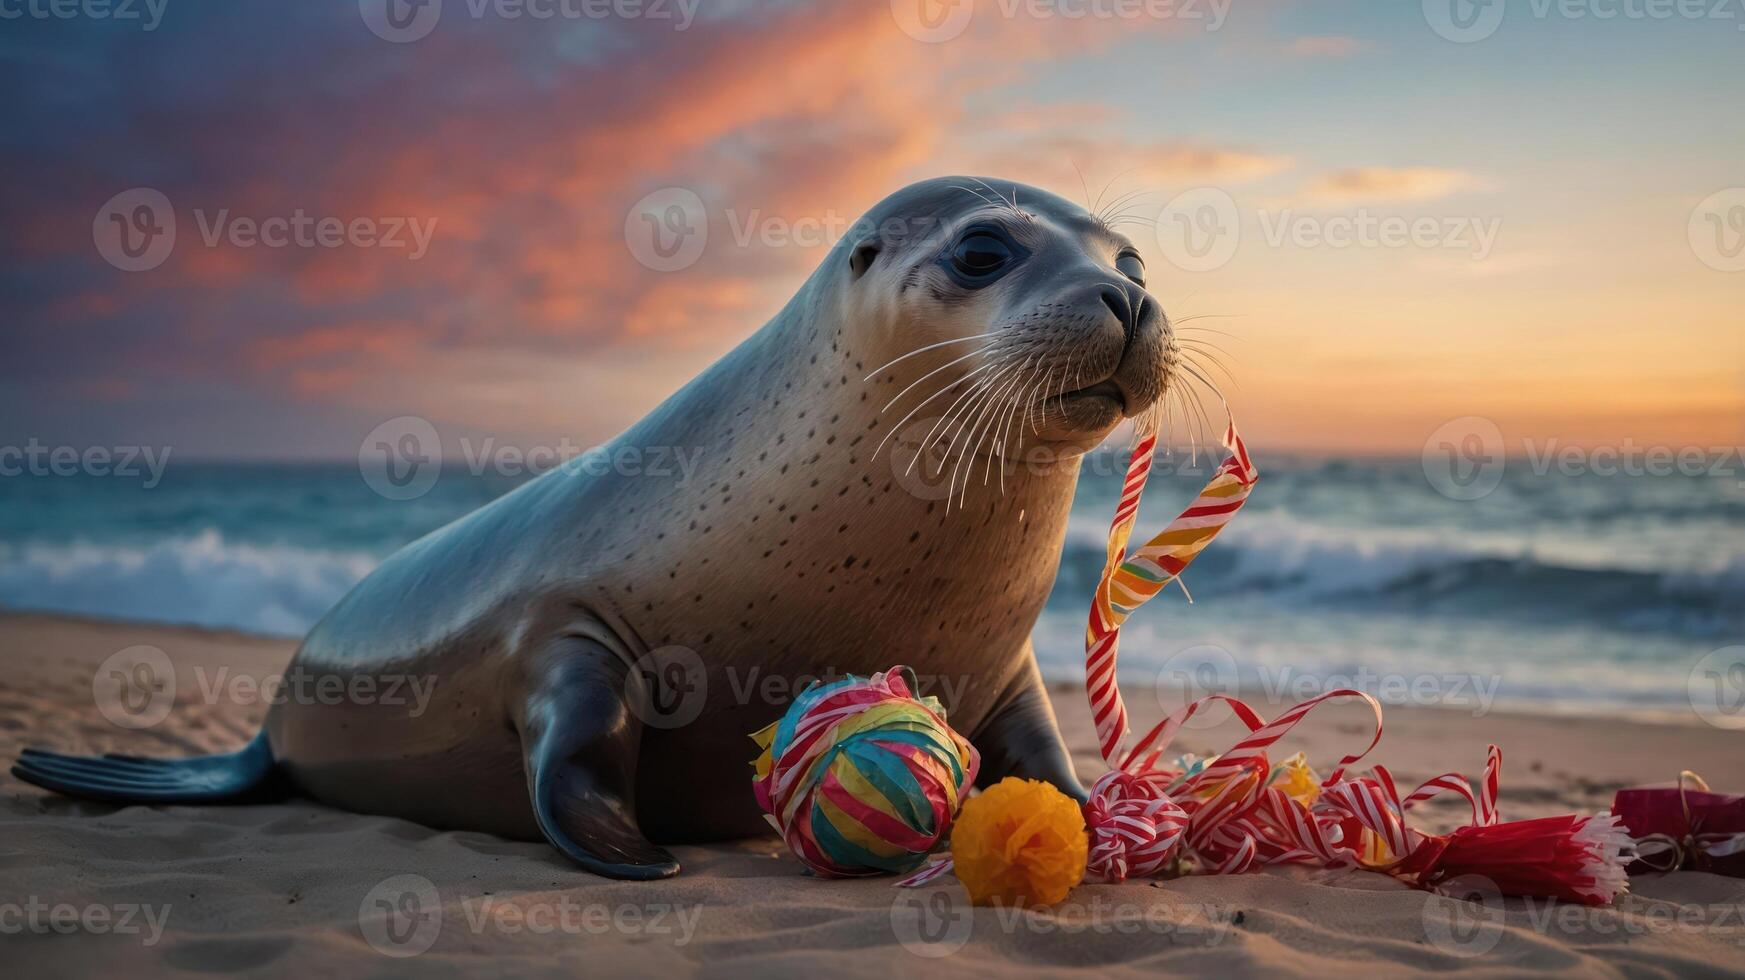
2, 611, 1743, 978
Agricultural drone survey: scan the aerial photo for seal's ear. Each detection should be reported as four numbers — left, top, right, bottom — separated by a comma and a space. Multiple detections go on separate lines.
848, 239, 881, 280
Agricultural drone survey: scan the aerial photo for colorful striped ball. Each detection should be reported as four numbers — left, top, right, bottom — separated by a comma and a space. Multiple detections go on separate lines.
750, 666, 979, 877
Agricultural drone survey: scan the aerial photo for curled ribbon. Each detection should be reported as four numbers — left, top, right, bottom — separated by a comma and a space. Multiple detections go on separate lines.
899, 421, 1627, 903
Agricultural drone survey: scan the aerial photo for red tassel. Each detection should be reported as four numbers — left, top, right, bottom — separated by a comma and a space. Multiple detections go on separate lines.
1391, 813, 1632, 905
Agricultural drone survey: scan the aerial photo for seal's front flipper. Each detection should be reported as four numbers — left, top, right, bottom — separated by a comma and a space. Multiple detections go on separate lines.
973, 656, 1089, 803
12, 732, 286, 805
518, 636, 680, 880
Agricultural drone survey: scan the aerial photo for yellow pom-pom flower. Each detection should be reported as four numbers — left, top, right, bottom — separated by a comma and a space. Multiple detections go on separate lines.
951, 777, 1087, 907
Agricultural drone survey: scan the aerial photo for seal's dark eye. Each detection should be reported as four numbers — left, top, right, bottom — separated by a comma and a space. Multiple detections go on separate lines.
939, 226, 1028, 288
949, 233, 1013, 282
1116, 251, 1146, 287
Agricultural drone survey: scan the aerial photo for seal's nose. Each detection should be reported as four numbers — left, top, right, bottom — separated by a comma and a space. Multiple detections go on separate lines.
1100, 285, 1131, 336
1100, 282, 1148, 349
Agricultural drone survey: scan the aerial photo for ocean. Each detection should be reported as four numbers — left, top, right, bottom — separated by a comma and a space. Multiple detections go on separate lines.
2, 451, 1740, 723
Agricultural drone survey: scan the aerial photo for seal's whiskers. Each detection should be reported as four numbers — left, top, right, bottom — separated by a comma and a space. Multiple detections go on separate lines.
989, 351, 1056, 494
953, 357, 1032, 504
1176, 342, 1239, 387
862, 331, 1000, 381
879, 343, 997, 413
938, 360, 1025, 505
914, 357, 1015, 470
871, 356, 1002, 462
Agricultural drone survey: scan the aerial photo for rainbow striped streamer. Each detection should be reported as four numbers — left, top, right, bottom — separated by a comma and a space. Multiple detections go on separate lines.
1086, 422, 1258, 764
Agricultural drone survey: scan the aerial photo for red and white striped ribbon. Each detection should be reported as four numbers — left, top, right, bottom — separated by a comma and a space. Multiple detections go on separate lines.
1086, 423, 1257, 764
896, 422, 1528, 894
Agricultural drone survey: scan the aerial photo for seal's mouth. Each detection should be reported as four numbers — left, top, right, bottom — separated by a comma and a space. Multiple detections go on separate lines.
1061, 378, 1130, 416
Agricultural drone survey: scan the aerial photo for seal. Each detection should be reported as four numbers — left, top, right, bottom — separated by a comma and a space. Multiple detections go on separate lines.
14, 176, 1178, 880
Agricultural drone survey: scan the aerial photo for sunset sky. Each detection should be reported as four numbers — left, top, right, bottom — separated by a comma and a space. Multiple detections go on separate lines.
3, 0, 1740, 458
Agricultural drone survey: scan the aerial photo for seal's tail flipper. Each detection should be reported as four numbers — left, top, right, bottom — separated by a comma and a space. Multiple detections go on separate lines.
519, 636, 680, 880
12, 732, 287, 805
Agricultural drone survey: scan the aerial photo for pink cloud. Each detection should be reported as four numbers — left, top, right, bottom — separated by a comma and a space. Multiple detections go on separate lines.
11, 1, 1221, 424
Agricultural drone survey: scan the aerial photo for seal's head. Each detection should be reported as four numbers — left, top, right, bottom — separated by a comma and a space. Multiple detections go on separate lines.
843, 177, 1177, 461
